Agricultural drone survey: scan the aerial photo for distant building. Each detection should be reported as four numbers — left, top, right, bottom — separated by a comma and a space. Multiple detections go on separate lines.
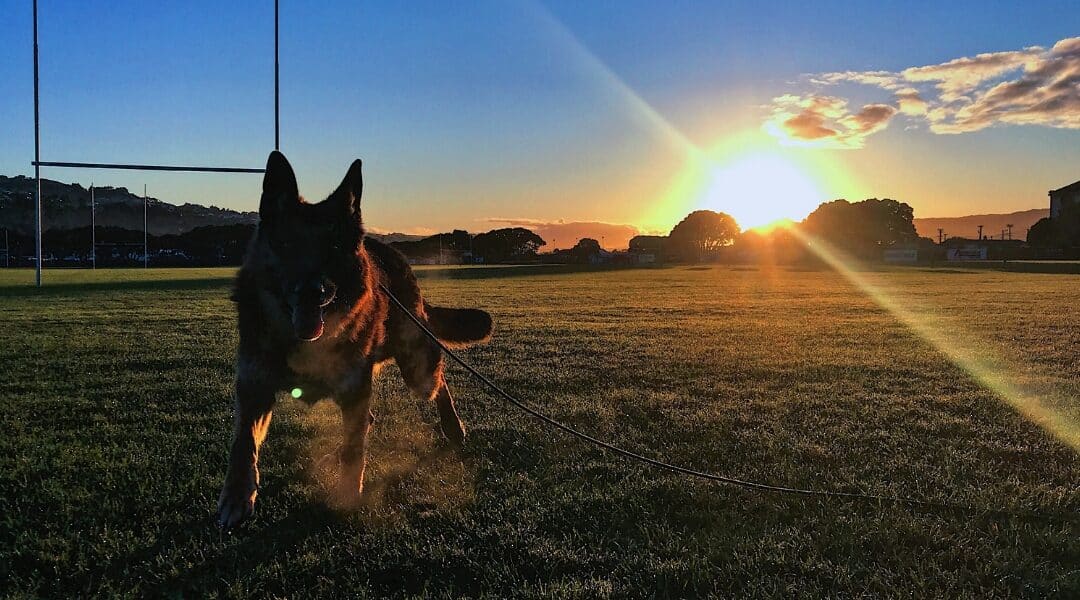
942, 237, 1026, 261
1049, 180, 1080, 219
628, 235, 665, 264
588, 250, 613, 265
628, 235, 665, 254
946, 245, 988, 261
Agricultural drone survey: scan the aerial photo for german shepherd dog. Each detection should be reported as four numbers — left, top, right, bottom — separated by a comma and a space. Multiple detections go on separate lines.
216, 151, 493, 529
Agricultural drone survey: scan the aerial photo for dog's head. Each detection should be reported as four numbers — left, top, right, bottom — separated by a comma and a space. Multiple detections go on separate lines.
257, 151, 366, 342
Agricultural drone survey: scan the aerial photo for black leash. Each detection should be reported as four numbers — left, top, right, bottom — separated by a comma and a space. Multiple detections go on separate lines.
380, 283, 1077, 525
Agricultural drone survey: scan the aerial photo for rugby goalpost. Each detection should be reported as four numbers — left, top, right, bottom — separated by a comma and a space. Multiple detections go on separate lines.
29, 0, 281, 286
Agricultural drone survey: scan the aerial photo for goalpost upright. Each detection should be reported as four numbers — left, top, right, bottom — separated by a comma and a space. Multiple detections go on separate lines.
30, 0, 281, 285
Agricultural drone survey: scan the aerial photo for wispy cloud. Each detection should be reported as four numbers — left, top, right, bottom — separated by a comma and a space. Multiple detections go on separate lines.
765, 36, 1080, 148
365, 225, 439, 237
894, 88, 929, 116
812, 70, 904, 90
901, 47, 1043, 102
763, 95, 897, 149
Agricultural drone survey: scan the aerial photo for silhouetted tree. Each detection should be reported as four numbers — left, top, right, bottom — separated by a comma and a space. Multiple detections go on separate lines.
1028, 204, 1080, 248
471, 227, 545, 262
1027, 217, 1062, 247
801, 198, 917, 258
449, 229, 471, 253
667, 210, 739, 261
570, 238, 602, 262
392, 229, 474, 260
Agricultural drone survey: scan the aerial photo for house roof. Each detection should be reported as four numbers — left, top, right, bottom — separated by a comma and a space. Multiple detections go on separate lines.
1049, 179, 1080, 196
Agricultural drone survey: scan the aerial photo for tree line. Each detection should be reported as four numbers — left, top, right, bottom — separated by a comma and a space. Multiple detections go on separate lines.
387, 197, 926, 265
8, 196, 1078, 268
631, 198, 923, 263
0, 224, 552, 267
1027, 203, 1080, 249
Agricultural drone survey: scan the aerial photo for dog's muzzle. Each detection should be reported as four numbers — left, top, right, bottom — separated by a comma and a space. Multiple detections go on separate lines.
291, 280, 336, 342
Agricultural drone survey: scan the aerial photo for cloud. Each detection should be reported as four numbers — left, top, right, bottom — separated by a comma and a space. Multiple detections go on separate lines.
812, 70, 903, 90
784, 110, 840, 140
365, 225, 439, 236
933, 37, 1080, 133
764, 95, 897, 149
483, 217, 648, 250
895, 88, 929, 116
901, 47, 1043, 101
765, 36, 1080, 147
842, 103, 898, 134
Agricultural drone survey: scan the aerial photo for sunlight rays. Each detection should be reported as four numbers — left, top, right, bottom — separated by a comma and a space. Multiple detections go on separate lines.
522, 1, 857, 231
520, 0, 704, 163
788, 226, 1080, 451
523, 1, 1079, 453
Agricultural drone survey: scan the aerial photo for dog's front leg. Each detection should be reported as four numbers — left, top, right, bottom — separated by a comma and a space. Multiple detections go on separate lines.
216, 372, 277, 530
336, 366, 374, 502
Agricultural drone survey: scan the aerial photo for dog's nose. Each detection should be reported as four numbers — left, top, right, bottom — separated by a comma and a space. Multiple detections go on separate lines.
292, 278, 335, 308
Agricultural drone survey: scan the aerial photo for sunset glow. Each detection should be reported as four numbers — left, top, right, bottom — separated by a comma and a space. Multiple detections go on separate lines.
697, 152, 825, 230
643, 128, 860, 234
4, 5, 1075, 240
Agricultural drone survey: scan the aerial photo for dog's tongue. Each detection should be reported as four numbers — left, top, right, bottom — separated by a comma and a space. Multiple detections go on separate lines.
292, 304, 325, 342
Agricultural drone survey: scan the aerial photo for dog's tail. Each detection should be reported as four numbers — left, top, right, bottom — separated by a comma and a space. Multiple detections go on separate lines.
424, 304, 494, 348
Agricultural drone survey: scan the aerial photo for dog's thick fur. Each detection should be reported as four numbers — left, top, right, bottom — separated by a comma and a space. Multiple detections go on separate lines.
216, 151, 493, 529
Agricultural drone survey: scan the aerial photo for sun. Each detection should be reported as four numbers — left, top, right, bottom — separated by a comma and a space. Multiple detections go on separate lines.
696, 152, 825, 231
641, 131, 857, 235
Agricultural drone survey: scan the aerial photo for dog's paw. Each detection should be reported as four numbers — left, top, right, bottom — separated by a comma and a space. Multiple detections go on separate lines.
440, 416, 467, 448
216, 484, 257, 530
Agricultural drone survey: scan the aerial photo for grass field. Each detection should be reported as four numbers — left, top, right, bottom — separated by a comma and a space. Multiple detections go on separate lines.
1, 265, 1078, 598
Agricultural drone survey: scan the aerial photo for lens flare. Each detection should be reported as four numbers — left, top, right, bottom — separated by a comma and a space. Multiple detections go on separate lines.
787, 225, 1080, 451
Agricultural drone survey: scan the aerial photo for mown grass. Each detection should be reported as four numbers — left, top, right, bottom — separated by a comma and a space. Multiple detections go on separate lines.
0, 265, 1077, 598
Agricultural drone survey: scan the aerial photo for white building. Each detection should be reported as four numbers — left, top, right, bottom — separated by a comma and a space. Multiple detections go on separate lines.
947, 245, 988, 261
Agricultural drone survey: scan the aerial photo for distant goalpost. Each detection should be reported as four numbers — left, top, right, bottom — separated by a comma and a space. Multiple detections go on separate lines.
29, 0, 281, 286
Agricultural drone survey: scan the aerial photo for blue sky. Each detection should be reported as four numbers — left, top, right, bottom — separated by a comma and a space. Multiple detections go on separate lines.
1, 1, 1077, 240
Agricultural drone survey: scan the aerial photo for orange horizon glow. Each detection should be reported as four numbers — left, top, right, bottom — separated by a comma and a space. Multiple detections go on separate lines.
640, 131, 862, 234
748, 217, 797, 233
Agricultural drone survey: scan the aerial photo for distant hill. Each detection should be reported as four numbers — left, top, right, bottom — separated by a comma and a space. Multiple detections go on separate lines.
0, 175, 426, 245
0, 175, 257, 236
913, 208, 1047, 241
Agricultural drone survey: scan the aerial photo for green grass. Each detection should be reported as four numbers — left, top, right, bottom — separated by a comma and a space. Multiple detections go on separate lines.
1, 265, 1078, 598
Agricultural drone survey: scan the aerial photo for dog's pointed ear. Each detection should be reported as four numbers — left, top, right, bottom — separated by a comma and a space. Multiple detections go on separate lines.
260, 151, 299, 220
330, 159, 363, 217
